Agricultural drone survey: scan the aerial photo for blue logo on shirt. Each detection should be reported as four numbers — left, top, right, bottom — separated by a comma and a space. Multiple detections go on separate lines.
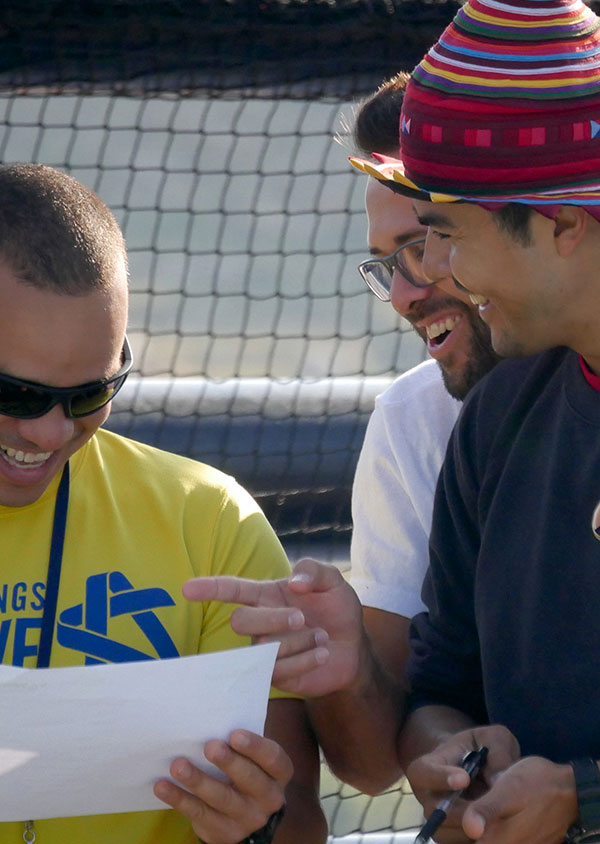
57, 571, 179, 664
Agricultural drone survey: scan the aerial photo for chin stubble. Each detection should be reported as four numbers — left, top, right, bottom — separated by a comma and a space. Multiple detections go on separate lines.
439, 312, 503, 401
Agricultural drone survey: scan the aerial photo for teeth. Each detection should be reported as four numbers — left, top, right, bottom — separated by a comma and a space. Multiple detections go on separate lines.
469, 294, 489, 306
426, 315, 461, 340
0, 445, 52, 466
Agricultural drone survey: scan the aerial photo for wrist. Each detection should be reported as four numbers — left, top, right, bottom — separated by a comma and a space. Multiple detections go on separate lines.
241, 806, 285, 844
200, 806, 285, 844
566, 758, 600, 843
349, 629, 377, 693
344, 628, 393, 699
557, 761, 579, 823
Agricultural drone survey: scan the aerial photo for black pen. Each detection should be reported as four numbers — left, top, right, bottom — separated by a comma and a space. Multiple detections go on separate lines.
413, 746, 489, 844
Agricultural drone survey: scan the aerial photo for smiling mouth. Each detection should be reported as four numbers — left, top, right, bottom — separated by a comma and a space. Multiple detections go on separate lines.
0, 444, 53, 469
426, 315, 462, 348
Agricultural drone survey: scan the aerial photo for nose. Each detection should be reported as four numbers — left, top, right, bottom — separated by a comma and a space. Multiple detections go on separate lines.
15, 403, 76, 452
421, 233, 452, 287
416, 232, 470, 302
389, 266, 435, 317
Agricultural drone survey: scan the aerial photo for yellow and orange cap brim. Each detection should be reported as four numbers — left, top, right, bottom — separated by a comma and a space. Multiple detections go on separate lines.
348, 153, 462, 204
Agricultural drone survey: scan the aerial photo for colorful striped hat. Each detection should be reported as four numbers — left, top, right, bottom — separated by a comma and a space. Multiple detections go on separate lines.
350, 0, 600, 208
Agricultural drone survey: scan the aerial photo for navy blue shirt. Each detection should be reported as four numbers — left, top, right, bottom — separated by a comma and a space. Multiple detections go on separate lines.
407, 347, 600, 762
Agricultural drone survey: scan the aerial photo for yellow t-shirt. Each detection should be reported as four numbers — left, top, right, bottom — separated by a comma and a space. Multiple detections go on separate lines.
0, 429, 291, 843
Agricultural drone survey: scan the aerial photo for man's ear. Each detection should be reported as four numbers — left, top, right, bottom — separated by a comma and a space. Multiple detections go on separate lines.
553, 204, 588, 256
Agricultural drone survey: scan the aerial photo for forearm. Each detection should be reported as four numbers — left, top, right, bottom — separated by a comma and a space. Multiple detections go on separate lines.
307, 634, 406, 795
397, 704, 478, 771
274, 780, 328, 844
266, 699, 327, 844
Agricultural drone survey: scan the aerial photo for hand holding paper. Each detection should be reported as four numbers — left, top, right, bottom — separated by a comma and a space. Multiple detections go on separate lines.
154, 728, 291, 843
0, 642, 279, 823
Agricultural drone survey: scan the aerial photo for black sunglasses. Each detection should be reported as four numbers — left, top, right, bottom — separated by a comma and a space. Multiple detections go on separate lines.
358, 237, 430, 300
0, 335, 133, 420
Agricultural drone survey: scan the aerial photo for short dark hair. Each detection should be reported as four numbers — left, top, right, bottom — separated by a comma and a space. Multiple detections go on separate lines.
0, 163, 127, 295
350, 72, 409, 158
493, 203, 534, 246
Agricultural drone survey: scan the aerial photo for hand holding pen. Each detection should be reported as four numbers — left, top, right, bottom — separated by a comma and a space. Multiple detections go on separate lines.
414, 746, 489, 844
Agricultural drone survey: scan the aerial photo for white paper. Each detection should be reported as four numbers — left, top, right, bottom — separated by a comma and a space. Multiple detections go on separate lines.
0, 642, 279, 821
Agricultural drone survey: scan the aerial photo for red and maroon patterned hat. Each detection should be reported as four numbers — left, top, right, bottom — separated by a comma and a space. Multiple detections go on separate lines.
350, 0, 600, 210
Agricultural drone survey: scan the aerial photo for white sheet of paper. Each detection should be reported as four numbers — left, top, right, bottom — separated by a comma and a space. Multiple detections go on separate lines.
0, 641, 278, 821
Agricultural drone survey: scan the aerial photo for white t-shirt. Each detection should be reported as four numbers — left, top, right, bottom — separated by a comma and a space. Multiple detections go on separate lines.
349, 359, 461, 618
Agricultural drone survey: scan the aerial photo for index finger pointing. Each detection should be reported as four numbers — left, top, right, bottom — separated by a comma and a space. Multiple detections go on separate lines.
182, 575, 283, 607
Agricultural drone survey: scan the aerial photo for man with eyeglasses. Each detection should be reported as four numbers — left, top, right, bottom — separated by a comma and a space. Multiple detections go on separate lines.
350, 78, 500, 692
181, 75, 500, 794
0, 163, 325, 844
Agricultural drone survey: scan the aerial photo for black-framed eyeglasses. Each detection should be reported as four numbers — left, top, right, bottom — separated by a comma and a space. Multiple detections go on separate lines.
358, 237, 431, 300
0, 335, 133, 420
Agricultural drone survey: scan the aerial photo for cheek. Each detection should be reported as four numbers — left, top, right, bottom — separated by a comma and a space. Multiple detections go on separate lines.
77, 406, 111, 441
0, 416, 17, 439
449, 245, 487, 292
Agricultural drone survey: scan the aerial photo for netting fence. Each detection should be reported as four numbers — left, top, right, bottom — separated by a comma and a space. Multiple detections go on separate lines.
0, 1, 470, 838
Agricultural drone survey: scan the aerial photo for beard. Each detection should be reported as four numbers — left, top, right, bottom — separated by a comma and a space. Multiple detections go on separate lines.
439, 306, 503, 400
406, 298, 502, 401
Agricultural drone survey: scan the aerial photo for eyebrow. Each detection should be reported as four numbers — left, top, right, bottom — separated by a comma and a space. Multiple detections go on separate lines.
368, 229, 425, 256
412, 207, 457, 229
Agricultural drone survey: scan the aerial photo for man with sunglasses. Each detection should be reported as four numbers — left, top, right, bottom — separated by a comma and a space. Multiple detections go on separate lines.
182, 75, 501, 794
0, 163, 325, 844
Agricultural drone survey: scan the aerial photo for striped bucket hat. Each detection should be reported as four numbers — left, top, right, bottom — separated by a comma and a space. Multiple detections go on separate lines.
350, 0, 600, 208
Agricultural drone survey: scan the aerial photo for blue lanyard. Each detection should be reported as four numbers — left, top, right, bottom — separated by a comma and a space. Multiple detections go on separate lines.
37, 462, 70, 670
23, 465, 70, 841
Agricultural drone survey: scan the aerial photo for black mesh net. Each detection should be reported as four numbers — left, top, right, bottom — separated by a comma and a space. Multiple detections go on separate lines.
0, 1, 462, 95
